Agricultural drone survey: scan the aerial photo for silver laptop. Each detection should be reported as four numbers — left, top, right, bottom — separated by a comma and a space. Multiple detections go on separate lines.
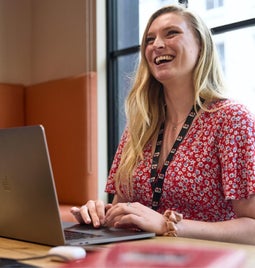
0, 125, 155, 246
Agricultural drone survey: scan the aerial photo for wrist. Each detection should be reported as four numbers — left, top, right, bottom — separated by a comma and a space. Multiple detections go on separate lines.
162, 210, 183, 237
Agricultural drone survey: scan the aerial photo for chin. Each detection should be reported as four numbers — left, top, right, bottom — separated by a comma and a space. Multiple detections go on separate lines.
154, 74, 173, 83
152, 69, 174, 80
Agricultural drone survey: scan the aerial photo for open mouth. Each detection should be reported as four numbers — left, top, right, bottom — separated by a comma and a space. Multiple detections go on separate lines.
154, 55, 174, 65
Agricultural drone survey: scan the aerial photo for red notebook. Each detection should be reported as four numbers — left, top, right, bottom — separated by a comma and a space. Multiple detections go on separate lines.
62, 241, 246, 268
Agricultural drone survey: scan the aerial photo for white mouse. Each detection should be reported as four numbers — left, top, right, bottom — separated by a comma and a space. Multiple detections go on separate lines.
48, 246, 86, 262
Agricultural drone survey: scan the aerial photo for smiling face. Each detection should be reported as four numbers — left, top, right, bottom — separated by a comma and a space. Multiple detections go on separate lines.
144, 12, 201, 85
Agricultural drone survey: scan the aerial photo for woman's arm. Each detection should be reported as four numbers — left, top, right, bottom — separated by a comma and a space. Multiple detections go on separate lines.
105, 195, 255, 245
178, 194, 255, 245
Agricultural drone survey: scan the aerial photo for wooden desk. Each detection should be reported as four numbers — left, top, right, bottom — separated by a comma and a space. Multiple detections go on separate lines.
0, 236, 255, 267
0, 237, 60, 267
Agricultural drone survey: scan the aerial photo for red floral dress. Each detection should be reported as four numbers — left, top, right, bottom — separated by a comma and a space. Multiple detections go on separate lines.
105, 99, 255, 221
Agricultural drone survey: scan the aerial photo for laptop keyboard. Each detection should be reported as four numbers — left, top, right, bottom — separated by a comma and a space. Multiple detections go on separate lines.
64, 230, 102, 240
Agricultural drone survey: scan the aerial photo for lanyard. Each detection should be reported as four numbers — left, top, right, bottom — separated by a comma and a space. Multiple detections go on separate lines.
150, 105, 199, 211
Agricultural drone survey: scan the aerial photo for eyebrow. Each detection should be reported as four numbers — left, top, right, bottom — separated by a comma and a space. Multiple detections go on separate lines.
147, 25, 182, 36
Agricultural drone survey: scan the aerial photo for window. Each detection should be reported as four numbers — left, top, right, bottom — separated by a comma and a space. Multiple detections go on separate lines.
206, 0, 224, 10
107, 0, 255, 171
106, 0, 139, 167
216, 42, 225, 73
216, 26, 255, 111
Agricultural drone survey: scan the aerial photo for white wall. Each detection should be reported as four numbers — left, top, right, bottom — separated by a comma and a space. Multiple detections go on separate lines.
31, 0, 96, 84
0, 0, 31, 84
96, 0, 107, 202
0, 0, 96, 85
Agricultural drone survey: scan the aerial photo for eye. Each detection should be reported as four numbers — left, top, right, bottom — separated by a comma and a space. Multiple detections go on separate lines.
145, 36, 155, 45
167, 30, 179, 37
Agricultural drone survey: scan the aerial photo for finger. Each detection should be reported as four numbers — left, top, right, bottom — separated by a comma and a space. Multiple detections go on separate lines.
105, 203, 113, 212
70, 207, 85, 224
95, 200, 106, 225
104, 215, 123, 227
106, 202, 145, 229
80, 205, 92, 224
85, 200, 101, 228
106, 202, 133, 219
114, 209, 164, 234
114, 214, 142, 230
105, 203, 132, 225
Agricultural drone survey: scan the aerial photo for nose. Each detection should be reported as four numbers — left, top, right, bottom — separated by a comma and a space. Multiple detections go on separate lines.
153, 36, 165, 49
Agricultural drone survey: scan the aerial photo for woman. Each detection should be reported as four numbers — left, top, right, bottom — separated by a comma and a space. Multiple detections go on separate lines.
72, 5, 255, 244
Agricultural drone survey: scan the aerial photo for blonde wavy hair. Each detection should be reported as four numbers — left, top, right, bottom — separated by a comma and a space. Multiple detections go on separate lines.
114, 5, 226, 198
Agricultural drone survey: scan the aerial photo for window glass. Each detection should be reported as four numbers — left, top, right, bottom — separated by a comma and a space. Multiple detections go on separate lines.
139, 0, 179, 42
139, 0, 255, 33
189, 0, 255, 28
213, 26, 255, 113
115, 0, 139, 50
206, 0, 224, 10
117, 52, 140, 137
216, 42, 225, 73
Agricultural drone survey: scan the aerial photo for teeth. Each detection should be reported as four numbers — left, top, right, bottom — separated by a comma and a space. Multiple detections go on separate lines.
155, 55, 174, 65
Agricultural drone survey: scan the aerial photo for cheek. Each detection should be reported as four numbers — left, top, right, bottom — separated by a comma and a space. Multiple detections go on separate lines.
189, 38, 201, 63
144, 47, 152, 63
185, 42, 200, 67
191, 48, 200, 66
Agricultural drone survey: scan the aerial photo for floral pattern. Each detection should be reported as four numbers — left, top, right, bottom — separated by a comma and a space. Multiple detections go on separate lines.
105, 99, 255, 222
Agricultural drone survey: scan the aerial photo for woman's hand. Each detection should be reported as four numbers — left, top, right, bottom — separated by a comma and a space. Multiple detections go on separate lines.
105, 202, 166, 235
70, 200, 112, 228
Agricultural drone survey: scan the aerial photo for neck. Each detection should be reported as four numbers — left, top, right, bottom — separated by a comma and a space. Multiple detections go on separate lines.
163, 85, 194, 123
165, 101, 194, 126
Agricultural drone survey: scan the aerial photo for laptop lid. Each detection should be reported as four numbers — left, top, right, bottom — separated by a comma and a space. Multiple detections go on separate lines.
0, 125, 155, 246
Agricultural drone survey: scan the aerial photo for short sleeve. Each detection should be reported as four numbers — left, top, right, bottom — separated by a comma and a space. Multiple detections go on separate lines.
218, 103, 255, 200
105, 128, 129, 194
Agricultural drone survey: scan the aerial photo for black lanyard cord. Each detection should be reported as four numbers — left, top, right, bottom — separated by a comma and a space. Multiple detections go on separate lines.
150, 105, 200, 211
